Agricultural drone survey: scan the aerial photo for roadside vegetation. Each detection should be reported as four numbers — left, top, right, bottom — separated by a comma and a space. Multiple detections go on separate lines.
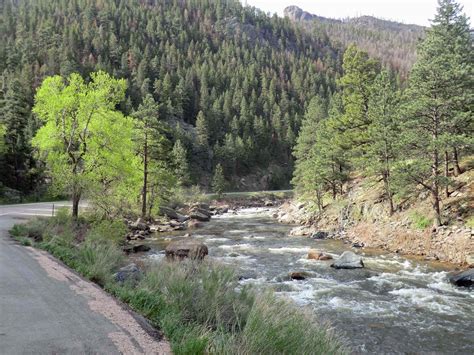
10, 210, 346, 355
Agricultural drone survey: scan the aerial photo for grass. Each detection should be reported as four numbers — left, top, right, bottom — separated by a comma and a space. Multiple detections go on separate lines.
466, 217, 474, 229
10, 213, 346, 355
409, 211, 433, 230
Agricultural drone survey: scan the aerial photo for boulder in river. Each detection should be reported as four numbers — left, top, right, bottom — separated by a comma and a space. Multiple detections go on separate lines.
331, 251, 364, 269
307, 249, 333, 260
159, 206, 189, 222
189, 211, 211, 222
289, 271, 309, 280
289, 226, 313, 237
165, 240, 208, 261
449, 269, 474, 287
114, 263, 142, 283
310, 231, 328, 240
187, 220, 202, 229
123, 244, 151, 254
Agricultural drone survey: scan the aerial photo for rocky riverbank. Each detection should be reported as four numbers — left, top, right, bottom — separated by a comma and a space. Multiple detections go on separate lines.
122, 195, 288, 252
276, 201, 474, 267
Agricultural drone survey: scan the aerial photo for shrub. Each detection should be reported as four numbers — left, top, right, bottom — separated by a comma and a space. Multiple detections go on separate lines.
409, 211, 432, 230
86, 219, 127, 246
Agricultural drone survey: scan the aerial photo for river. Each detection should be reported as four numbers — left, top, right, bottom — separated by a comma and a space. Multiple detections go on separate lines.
146, 208, 474, 354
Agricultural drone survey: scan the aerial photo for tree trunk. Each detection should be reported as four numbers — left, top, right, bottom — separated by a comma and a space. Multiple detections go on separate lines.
453, 147, 462, 176
72, 191, 81, 220
444, 150, 450, 198
382, 172, 395, 215
141, 131, 148, 218
432, 144, 441, 226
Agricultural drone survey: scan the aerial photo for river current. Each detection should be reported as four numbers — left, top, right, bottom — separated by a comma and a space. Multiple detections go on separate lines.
146, 208, 474, 354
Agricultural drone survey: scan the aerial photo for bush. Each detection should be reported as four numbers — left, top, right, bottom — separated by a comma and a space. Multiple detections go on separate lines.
409, 211, 432, 230
86, 219, 127, 246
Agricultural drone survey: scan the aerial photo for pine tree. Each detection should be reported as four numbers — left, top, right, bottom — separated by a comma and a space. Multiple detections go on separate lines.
172, 139, 190, 186
365, 70, 401, 214
195, 110, 209, 148
212, 163, 226, 198
398, 0, 473, 225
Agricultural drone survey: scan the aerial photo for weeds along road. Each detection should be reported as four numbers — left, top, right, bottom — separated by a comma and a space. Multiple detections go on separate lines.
0, 201, 170, 354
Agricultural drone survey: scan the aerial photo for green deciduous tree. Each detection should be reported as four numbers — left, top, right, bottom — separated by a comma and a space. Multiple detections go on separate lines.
33, 71, 139, 219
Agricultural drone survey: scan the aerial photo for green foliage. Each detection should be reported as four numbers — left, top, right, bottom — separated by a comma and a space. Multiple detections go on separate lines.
86, 220, 127, 246
396, 0, 473, 224
409, 211, 433, 230
112, 260, 345, 355
466, 217, 474, 228
212, 163, 226, 198
1, 0, 341, 191
76, 242, 124, 286
293, 1, 472, 223
32, 71, 140, 217
172, 139, 191, 187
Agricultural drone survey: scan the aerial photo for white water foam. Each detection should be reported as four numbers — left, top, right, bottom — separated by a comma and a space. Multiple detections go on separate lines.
268, 246, 311, 254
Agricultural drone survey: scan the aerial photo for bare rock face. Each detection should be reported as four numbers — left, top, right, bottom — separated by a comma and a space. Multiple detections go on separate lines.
331, 251, 364, 269
165, 240, 208, 261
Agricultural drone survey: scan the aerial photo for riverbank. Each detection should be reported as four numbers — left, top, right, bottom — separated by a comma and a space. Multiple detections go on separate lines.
276, 169, 473, 266
9, 211, 345, 355
140, 207, 474, 353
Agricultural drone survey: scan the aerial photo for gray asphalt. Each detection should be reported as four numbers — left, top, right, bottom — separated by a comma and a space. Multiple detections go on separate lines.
0, 201, 167, 354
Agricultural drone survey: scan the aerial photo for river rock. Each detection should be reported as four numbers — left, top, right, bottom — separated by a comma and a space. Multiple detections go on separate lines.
311, 231, 328, 240
123, 244, 151, 254
289, 226, 313, 237
189, 211, 211, 222
130, 218, 148, 231
307, 249, 333, 260
449, 269, 474, 287
331, 251, 364, 269
187, 220, 202, 229
114, 263, 142, 283
159, 206, 189, 222
289, 271, 309, 280
165, 240, 208, 260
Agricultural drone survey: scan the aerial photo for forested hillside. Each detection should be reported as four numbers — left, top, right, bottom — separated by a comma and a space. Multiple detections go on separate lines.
0, 0, 342, 199
284, 5, 425, 78
292, 0, 473, 226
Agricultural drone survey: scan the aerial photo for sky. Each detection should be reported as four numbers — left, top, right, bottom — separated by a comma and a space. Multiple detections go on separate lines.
244, 0, 474, 26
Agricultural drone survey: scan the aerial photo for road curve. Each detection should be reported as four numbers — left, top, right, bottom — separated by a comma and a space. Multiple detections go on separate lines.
0, 202, 170, 354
